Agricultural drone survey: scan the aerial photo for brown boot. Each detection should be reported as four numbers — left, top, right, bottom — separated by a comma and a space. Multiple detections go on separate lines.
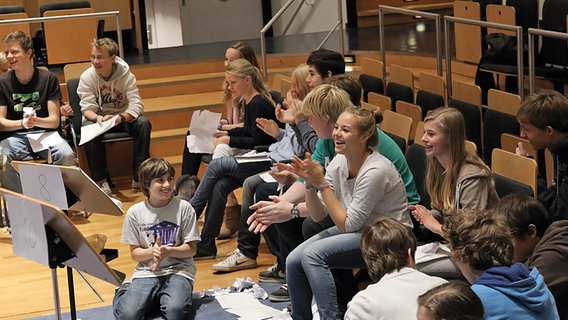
217, 205, 241, 239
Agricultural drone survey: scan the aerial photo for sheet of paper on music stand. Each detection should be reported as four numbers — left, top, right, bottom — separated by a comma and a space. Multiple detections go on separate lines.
4, 193, 50, 266
79, 115, 119, 145
19, 163, 68, 210
186, 110, 221, 153
27, 131, 65, 153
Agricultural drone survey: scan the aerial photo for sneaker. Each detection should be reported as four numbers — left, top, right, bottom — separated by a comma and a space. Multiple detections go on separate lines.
132, 180, 141, 191
212, 249, 257, 272
269, 283, 290, 302
96, 179, 112, 196
258, 264, 286, 283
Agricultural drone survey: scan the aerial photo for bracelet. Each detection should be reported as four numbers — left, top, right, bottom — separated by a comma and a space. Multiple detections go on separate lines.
317, 182, 330, 192
305, 182, 316, 191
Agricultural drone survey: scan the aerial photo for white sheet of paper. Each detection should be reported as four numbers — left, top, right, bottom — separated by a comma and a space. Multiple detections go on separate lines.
415, 241, 451, 264
18, 163, 68, 210
27, 131, 64, 153
216, 293, 281, 320
4, 193, 50, 267
79, 115, 119, 145
226, 302, 283, 320
186, 110, 221, 153
259, 171, 277, 183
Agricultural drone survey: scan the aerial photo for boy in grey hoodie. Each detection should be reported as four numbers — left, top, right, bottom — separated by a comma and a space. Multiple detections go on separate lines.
78, 38, 151, 195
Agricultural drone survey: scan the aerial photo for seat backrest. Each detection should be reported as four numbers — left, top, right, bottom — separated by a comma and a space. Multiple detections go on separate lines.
483, 108, 519, 164
465, 140, 478, 155
539, 0, 568, 66
413, 121, 425, 146
63, 62, 91, 82
381, 109, 413, 152
487, 89, 521, 115
39, 1, 91, 16
0, 11, 30, 40
415, 90, 445, 119
368, 92, 392, 111
359, 73, 384, 102
42, 6, 97, 65
494, 173, 535, 198
492, 148, 537, 197
0, 5, 25, 14
450, 99, 483, 155
388, 64, 414, 88
419, 72, 446, 101
386, 82, 414, 111
271, 74, 292, 96
500, 133, 537, 159
360, 56, 384, 79
405, 143, 430, 207
66, 78, 82, 141
486, 4, 517, 36
454, 1, 483, 64
452, 79, 482, 106
395, 100, 422, 141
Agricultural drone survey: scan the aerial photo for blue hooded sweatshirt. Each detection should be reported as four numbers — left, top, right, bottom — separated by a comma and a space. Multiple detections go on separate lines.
472, 263, 559, 320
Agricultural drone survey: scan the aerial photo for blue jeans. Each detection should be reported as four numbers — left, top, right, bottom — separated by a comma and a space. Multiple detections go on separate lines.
286, 227, 365, 320
0, 131, 75, 192
113, 275, 193, 320
190, 157, 270, 255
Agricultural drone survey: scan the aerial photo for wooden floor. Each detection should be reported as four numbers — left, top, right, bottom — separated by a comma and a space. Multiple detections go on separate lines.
0, 185, 277, 319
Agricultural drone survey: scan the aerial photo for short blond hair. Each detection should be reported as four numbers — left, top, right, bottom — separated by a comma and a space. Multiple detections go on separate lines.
92, 37, 119, 56
301, 84, 354, 122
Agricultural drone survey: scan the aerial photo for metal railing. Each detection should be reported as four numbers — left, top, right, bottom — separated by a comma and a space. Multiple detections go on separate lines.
378, 5, 443, 77
0, 11, 123, 59
444, 16, 523, 99
260, 0, 344, 79
527, 28, 568, 94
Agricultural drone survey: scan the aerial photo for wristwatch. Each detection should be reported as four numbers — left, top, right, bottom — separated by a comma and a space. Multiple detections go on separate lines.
290, 204, 300, 219
119, 114, 126, 124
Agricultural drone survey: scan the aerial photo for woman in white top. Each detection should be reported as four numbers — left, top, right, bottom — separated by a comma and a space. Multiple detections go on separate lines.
286, 107, 411, 319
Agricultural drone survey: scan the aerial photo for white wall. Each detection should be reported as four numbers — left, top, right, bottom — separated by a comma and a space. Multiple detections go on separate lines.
145, 0, 183, 48
180, 0, 264, 45
270, 0, 347, 35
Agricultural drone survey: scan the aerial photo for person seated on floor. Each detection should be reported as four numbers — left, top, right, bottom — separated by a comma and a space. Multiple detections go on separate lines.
78, 37, 151, 196
113, 157, 200, 320
515, 90, 568, 221
417, 282, 484, 320
344, 217, 447, 320
495, 193, 568, 319
283, 106, 412, 319
0, 31, 75, 192
444, 208, 560, 320
411, 107, 499, 279
211, 63, 312, 270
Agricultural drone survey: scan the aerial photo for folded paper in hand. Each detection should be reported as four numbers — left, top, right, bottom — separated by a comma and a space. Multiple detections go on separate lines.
186, 110, 221, 154
79, 115, 119, 145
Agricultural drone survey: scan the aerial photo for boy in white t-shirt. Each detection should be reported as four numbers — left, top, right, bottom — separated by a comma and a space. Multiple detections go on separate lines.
113, 157, 200, 319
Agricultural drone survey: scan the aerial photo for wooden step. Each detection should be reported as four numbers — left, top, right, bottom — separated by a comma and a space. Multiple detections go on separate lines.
137, 67, 296, 99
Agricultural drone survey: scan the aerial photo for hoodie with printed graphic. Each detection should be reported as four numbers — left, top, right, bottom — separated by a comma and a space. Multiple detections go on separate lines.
77, 56, 143, 122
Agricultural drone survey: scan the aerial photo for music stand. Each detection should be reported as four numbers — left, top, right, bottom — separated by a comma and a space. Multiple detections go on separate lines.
11, 161, 123, 216
1, 188, 122, 320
